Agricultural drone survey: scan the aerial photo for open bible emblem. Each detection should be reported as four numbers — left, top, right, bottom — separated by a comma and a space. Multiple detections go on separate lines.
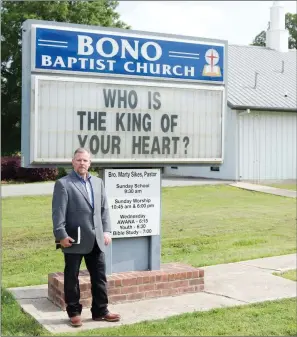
202, 48, 221, 77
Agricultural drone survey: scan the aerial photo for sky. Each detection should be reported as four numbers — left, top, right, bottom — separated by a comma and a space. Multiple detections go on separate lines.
117, 1, 297, 45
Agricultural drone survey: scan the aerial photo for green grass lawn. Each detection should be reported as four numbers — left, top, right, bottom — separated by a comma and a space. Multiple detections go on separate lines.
2, 185, 296, 288
273, 270, 297, 281
2, 185, 296, 336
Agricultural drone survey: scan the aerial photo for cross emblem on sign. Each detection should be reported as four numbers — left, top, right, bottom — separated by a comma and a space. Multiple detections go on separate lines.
202, 49, 221, 77
205, 49, 219, 72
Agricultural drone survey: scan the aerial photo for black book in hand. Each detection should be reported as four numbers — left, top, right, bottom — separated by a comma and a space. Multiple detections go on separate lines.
67, 226, 81, 244
55, 226, 81, 248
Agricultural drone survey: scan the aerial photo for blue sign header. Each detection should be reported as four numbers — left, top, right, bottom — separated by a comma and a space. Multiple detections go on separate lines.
34, 26, 225, 83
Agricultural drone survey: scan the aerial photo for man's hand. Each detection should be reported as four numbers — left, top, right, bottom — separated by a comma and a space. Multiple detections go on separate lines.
104, 232, 112, 245
60, 237, 74, 248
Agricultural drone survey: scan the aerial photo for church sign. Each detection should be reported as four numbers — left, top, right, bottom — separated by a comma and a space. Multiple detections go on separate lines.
33, 25, 225, 83
21, 20, 227, 167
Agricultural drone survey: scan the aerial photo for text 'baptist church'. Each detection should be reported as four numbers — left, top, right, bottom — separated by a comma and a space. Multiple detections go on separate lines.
40, 35, 195, 77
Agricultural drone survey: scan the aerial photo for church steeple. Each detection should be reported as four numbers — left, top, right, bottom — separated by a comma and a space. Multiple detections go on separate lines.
266, 1, 289, 52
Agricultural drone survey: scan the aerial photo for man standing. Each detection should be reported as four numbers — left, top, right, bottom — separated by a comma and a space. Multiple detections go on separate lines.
52, 148, 120, 327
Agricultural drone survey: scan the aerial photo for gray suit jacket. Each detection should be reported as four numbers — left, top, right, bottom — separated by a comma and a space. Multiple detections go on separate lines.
52, 170, 111, 254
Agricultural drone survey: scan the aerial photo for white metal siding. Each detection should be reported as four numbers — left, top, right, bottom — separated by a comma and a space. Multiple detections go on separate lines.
164, 106, 238, 180
238, 111, 297, 181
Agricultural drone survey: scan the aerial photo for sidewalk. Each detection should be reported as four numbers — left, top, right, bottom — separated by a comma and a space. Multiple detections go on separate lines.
1, 177, 231, 198
230, 182, 296, 198
8, 254, 296, 334
2, 179, 296, 198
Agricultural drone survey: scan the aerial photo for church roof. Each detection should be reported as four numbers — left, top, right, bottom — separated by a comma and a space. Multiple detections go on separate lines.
227, 45, 297, 111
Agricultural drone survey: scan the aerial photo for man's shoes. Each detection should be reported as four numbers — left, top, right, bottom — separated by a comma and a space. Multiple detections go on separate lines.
70, 315, 82, 327
93, 312, 121, 322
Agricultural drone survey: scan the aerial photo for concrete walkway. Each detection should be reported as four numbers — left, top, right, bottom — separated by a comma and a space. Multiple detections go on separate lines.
3, 178, 296, 199
230, 182, 296, 198
2, 177, 296, 199
1, 182, 55, 198
1, 177, 231, 198
8, 254, 296, 334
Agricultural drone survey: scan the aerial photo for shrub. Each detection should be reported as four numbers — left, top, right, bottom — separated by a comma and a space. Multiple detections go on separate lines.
57, 167, 68, 179
1, 156, 58, 182
17, 167, 58, 182
1, 156, 20, 180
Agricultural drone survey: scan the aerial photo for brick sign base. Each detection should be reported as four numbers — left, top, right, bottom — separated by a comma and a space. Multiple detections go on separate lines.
48, 263, 204, 310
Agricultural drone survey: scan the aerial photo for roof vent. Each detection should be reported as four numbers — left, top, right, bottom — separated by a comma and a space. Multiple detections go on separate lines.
281, 60, 284, 73
274, 60, 285, 73
253, 72, 259, 89
266, 1, 289, 52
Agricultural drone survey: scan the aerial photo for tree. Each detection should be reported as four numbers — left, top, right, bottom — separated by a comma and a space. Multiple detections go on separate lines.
252, 30, 266, 47
1, 1, 130, 155
252, 13, 297, 49
286, 13, 297, 49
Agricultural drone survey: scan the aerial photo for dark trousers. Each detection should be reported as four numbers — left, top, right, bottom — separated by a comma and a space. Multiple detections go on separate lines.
64, 241, 108, 318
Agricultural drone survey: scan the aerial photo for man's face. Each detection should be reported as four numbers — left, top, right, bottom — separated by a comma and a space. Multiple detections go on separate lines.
72, 151, 91, 176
